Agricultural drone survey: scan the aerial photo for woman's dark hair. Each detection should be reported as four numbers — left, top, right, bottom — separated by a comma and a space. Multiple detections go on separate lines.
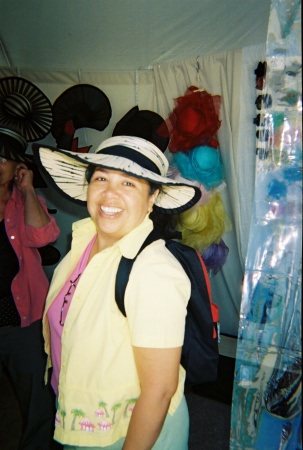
149, 209, 181, 240
85, 165, 96, 183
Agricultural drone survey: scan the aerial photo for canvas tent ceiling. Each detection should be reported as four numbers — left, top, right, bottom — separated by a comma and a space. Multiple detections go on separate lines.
1, 0, 271, 71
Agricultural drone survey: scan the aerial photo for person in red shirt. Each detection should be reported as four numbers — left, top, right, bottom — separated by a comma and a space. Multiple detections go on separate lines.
0, 126, 60, 449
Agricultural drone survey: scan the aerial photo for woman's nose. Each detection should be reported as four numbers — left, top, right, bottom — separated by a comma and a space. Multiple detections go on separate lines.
103, 182, 119, 196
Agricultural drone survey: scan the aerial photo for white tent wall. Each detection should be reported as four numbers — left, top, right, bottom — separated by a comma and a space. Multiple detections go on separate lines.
0, 42, 266, 336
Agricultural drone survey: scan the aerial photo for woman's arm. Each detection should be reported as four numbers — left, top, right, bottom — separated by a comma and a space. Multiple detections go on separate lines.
123, 346, 182, 450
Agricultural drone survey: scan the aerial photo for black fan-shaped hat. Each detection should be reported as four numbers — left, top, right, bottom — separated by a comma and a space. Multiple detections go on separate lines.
112, 106, 169, 152
51, 84, 112, 146
0, 76, 53, 142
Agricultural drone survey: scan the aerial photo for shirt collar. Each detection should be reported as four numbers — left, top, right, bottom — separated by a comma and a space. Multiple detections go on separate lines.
116, 215, 154, 259
72, 215, 154, 260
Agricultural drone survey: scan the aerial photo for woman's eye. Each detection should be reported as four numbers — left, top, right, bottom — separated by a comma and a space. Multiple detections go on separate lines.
124, 181, 134, 187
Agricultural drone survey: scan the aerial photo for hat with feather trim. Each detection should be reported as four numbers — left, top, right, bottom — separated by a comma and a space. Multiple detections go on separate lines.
159, 86, 221, 153
112, 106, 169, 152
0, 76, 52, 142
32, 135, 201, 214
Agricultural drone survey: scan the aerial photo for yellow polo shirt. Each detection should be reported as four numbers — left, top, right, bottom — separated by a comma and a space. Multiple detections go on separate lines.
43, 215, 190, 447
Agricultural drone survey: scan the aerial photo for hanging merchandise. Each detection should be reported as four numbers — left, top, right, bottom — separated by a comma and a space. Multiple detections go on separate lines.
172, 145, 225, 190
175, 192, 231, 254
160, 85, 221, 153
161, 84, 230, 274
202, 240, 229, 276
50, 84, 112, 152
112, 106, 169, 152
230, 1, 302, 448
0, 76, 53, 142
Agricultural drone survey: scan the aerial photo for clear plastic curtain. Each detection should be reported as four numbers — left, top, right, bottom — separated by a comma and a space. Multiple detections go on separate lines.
231, 1, 302, 447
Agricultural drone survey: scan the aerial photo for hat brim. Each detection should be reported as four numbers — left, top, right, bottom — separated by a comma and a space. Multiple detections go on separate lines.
0, 77, 53, 142
32, 144, 201, 214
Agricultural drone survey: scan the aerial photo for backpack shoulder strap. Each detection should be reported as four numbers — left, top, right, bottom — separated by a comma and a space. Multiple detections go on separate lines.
115, 229, 164, 316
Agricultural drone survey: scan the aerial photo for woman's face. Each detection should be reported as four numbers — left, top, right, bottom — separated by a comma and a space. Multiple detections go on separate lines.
0, 157, 17, 187
87, 168, 158, 245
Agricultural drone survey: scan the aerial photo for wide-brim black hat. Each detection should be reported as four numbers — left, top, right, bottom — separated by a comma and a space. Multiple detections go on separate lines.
0, 76, 53, 142
51, 84, 112, 145
112, 106, 169, 152
0, 125, 46, 188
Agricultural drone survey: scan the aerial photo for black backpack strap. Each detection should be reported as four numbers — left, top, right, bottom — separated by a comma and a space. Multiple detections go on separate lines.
115, 229, 164, 316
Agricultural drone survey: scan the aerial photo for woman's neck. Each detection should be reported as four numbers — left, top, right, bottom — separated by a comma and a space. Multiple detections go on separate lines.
87, 233, 117, 262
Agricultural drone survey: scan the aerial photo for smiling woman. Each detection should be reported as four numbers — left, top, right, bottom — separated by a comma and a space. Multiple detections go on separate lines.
32, 135, 202, 450
86, 168, 159, 251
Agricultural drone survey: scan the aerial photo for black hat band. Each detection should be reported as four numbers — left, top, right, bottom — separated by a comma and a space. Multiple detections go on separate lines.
97, 145, 161, 175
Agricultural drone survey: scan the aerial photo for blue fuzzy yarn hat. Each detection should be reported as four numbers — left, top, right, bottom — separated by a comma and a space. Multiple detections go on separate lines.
173, 145, 224, 190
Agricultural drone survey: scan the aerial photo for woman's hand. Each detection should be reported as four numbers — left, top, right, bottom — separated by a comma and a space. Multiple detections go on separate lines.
14, 163, 50, 228
14, 164, 34, 193
123, 346, 182, 450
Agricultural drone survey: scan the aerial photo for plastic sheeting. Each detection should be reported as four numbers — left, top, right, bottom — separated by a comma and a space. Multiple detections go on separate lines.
231, 0, 302, 447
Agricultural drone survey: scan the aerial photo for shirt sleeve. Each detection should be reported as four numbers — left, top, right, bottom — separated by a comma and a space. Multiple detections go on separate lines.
125, 239, 191, 348
23, 195, 60, 247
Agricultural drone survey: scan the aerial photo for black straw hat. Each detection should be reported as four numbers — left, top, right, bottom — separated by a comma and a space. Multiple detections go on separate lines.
112, 106, 169, 152
0, 125, 46, 188
50, 84, 112, 148
0, 76, 53, 142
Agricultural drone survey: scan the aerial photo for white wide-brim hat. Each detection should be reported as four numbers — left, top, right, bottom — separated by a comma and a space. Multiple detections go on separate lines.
33, 135, 201, 214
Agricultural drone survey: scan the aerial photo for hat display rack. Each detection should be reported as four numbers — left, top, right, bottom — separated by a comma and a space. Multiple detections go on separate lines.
159, 78, 231, 276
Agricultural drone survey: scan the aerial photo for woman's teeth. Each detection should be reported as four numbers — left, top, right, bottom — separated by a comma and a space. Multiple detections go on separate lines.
101, 206, 122, 215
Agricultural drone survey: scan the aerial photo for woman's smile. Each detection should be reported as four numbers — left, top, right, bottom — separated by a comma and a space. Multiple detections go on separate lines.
100, 205, 123, 216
